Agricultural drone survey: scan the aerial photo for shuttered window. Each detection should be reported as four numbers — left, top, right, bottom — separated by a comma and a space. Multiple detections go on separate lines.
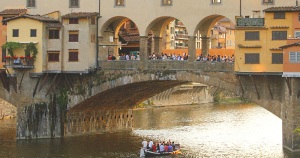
48, 52, 59, 62
245, 31, 260, 41
289, 52, 300, 63
272, 53, 283, 64
27, 0, 35, 7
69, 0, 79, 8
69, 31, 79, 42
245, 53, 260, 64
274, 12, 285, 19
272, 31, 287, 40
69, 50, 79, 62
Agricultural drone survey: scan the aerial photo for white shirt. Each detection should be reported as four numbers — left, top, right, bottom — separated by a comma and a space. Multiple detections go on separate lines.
142, 140, 148, 148
148, 140, 153, 148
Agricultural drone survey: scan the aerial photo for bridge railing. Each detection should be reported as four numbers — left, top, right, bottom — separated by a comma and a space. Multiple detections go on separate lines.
98, 60, 234, 72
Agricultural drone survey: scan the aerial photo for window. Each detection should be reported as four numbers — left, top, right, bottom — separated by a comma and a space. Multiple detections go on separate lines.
91, 17, 96, 25
69, 31, 79, 42
245, 31, 260, 41
30, 29, 37, 37
13, 29, 19, 37
298, 13, 300, 21
262, 0, 274, 4
272, 31, 287, 40
69, 18, 79, 24
115, 0, 125, 6
289, 52, 300, 63
2, 48, 6, 62
274, 12, 285, 19
212, 0, 222, 4
48, 52, 59, 62
245, 53, 260, 64
162, 0, 172, 5
295, 31, 300, 38
272, 53, 283, 64
49, 30, 59, 39
69, 50, 79, 61
69, 0, 79, 8
27, 0, 36, 7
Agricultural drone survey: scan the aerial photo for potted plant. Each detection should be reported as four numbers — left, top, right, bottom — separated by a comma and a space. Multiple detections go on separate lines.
24, 42, 38, 65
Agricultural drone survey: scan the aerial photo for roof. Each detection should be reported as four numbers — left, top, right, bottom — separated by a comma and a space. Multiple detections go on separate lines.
3, 14, 59, 23
119, 34, 140, 43
264, 6, 300, 12
279, 42, 300, 49
61, 12, 98, 19
0, 9, 27, 15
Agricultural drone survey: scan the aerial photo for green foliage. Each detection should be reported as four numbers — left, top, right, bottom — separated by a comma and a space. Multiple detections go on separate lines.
2, 42, 21, 57
24, 42, 38, 58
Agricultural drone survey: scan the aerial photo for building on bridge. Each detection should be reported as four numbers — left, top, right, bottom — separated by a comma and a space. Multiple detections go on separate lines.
234, 6, 300, 74
0, 9, 27, 68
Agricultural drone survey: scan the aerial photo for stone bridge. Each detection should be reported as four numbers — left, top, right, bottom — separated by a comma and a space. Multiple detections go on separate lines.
0, 61, 299, 153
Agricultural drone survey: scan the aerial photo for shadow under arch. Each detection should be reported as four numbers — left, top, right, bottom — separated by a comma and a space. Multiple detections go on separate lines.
68, 80, 189, 113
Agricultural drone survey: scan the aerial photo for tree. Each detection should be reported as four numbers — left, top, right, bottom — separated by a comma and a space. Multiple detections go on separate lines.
24, 42, 38, 58
2, 42, 21, 57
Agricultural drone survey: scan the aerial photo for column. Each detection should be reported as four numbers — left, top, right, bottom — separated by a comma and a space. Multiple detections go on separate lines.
98, 36, 106, 61
188, 36, 196, 62
201, 36, 210, 57
282, 78, 300, 153
154, 36, 162, 55
139, 36, 148, 62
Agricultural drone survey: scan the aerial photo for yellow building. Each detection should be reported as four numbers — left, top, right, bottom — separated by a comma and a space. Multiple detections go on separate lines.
4, 14, 60, 75
234, 6, 297, 73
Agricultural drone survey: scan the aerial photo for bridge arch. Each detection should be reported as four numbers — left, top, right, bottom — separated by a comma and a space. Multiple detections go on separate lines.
99, 16, 141, 59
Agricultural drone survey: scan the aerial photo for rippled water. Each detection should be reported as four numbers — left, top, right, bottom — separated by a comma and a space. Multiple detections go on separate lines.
0, 102, 299, 158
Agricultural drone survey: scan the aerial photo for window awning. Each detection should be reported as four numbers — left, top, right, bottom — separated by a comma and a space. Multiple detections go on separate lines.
282, 72, 300, 77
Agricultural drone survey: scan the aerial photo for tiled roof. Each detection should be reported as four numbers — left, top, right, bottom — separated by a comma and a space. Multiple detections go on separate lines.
0, 9, 27, 15
4, 14, 59, 23
264, 6, 300, 12
61, 12, 98, 18
120, 34, 140, 42
280, 42, 300, 49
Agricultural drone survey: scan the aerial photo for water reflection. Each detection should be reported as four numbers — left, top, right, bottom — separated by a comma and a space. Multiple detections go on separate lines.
133, 103, 297, 158
0, 103, 299, 157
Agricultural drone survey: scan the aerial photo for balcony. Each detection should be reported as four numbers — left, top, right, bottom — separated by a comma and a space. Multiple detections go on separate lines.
4, 57, 34, 69
236, 18, 264, 27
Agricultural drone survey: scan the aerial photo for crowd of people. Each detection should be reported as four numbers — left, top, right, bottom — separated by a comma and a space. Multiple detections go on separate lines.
141, 139, 177, 153
108, 52, 235, 62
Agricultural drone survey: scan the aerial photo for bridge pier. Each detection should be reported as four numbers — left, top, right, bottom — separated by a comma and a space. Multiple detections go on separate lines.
282, 77, 300, 153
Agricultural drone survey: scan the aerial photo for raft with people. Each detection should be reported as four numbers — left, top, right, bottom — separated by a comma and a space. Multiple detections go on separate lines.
140, 139, 181, 157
